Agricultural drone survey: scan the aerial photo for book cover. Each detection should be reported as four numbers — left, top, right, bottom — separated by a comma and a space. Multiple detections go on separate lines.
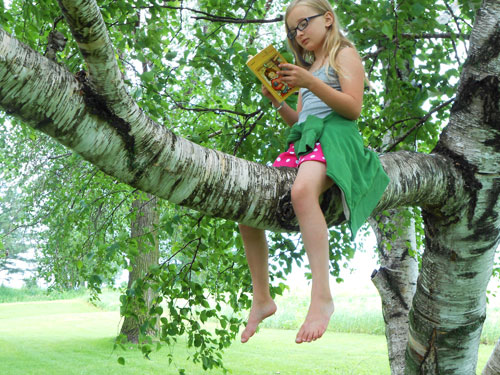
246, 44, 299, 103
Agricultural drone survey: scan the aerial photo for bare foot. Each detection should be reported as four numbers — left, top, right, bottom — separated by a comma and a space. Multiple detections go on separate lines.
295, 298, 334, 344
241, 298, 277, 343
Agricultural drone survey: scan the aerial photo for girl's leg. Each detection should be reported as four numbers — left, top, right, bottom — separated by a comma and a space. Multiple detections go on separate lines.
238, 224, 277, 343
291, 161, 335, 344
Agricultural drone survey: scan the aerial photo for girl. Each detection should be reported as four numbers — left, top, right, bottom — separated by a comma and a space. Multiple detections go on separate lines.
239, 0, 389, 344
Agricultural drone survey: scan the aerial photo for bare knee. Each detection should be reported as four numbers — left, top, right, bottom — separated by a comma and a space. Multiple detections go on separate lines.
238, 223, 263, 239
291, 181, 319, 215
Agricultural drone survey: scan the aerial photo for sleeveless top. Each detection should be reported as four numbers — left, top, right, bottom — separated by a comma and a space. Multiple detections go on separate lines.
298, 66, 342, 124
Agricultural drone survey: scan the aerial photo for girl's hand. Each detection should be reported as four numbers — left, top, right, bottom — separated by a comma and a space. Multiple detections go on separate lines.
261, 84, 275, 101
278, 63, 315, 89
261, 85, 281, 108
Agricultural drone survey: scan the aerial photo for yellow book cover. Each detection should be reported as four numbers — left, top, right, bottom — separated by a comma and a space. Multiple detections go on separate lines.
246, 44, 299, 103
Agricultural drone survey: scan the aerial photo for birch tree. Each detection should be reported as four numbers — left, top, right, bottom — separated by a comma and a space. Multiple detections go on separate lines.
370, 208, 418, 375
0, 0, 499, 373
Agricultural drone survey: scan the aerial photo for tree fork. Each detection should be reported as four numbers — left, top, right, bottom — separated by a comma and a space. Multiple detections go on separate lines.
405, 1, 500, 373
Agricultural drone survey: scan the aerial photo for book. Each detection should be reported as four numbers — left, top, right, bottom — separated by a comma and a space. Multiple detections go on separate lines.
246, 44, 299, 103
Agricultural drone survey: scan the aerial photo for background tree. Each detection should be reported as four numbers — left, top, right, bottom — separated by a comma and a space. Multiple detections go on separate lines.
120, 192, 160, 343
0, 183, 33, 284
0, 0, 499, 374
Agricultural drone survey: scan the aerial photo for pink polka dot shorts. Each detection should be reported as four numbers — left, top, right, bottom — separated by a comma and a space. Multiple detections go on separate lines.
272, 142, 326, 168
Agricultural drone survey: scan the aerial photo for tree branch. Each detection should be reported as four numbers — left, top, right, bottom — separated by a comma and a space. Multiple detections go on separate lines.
0, 24, 468, 232
133, 4, 283, 24
193, 14, 283, 24
384, 98, 455, 152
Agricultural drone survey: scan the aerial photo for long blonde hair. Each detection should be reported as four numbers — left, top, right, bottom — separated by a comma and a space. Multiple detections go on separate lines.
285, 0, 355, 77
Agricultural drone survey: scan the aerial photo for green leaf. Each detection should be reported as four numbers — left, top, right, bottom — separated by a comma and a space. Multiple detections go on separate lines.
381, 23, 393, 40
411, 3, 425, 16
118, 357, 125, 365
141, 71, 155, 83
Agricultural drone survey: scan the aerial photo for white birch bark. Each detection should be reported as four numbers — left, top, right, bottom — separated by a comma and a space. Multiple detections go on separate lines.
483, 339, 500, 375
370, 209, 418, 375
405, 0, 500, 373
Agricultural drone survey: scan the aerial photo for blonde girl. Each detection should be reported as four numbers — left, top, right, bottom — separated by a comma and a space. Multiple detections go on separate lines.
239, 0, 389, 344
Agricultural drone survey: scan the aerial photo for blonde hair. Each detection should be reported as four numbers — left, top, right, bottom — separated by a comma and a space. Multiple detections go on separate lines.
285, 0, 356, 78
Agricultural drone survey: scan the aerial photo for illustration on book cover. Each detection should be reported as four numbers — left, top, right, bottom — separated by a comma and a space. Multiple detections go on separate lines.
247, 45, 299, 102
260, 55, 293, 98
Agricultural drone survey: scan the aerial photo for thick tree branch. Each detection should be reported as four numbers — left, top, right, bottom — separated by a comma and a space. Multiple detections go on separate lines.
405, 1, 500, 373
0, 26, 467, 233
58, 0, 142, 118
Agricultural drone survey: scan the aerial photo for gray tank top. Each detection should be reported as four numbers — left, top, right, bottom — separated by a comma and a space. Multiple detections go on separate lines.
298, 66, 342, 124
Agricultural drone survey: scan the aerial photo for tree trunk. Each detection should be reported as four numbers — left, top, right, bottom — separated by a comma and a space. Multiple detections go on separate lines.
483, 339, 500, 375
120, 193, 159, 343
405, 1, 500, 373
370, 208, 418, 375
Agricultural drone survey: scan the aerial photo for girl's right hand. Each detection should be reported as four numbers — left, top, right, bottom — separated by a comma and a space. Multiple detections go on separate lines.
261, 84, 276, 102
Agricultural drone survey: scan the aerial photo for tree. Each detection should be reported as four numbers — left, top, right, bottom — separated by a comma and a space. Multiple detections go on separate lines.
0, 0, 499, 374
0, 183, 33, 284
120, 193, 160, 343
370, 208, 418, 375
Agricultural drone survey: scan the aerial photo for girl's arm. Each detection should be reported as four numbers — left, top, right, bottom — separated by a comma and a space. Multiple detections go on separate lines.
263, 86, 301, 127
278, 48, 365, 121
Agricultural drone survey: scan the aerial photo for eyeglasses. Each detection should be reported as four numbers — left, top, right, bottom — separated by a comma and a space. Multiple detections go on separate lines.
287, 13, 325, 40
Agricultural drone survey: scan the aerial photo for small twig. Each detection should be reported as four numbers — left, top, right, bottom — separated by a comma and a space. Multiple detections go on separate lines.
192, 15, 283, 24
133, 4, 283, 24
231, 0, 257, 48
384, 98, 455, 152
47, 152, 72, 160
401, 32, 468, 40
233, 112, 265, 155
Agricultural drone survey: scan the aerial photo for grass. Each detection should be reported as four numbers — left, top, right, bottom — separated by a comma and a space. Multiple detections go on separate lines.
0, 284, 86, 303
261, 287, 500, 345
0, 292, 497, 375
261, 289, 386, 336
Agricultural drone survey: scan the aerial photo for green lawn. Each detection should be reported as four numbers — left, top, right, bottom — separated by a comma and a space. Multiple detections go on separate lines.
0, 297, 496, 375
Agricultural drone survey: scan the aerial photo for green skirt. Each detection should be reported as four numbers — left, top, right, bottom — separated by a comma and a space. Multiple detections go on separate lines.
287, 112, 390, 239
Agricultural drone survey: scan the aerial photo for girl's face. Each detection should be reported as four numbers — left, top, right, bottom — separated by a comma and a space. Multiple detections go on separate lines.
287, 5, 332, 54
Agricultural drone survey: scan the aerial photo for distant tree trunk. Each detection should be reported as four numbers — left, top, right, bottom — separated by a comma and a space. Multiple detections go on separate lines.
370, 208, 418, 375
120, 193, 159, 343
483, 339, 500, 375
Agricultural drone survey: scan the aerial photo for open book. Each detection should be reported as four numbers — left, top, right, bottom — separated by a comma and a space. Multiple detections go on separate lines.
246, 45, 299, 103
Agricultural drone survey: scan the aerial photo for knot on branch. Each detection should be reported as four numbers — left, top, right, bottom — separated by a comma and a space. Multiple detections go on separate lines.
276, 189, 298, 231
45, 30, 67, 62
452, 75, 500, 132
75, 70, 138, 173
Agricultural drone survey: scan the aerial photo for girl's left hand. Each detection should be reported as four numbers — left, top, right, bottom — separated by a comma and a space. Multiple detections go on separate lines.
278, 64, 315, 89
